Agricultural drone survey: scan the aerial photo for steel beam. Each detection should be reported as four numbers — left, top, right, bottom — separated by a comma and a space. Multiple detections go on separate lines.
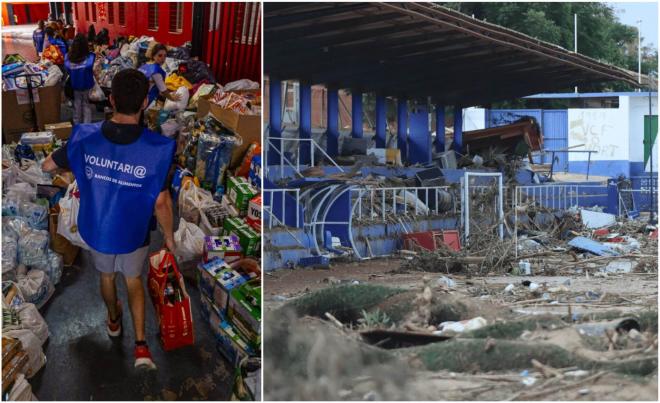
397, 98, 408, 161
268, 78, 282, 165
453, 105, 463, 152
327, 88, 339, 157
435, 104, 445, 153
408, 103, 431, 164
375, 95, 387, 148
299, 83, 312, 164
351, 90, 363, 138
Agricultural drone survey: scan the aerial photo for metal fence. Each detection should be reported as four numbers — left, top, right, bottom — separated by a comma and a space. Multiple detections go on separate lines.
350, 186, 455, 222
513, 184, 607, 211
263, 188, 300, 229
266, 137, 344, 179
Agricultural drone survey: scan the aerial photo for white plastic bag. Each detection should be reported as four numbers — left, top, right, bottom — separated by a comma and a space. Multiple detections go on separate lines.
88, 80, 106, 102
16, 302, 49, 344
8, 374, 36, 401
44, 64, 63, 87
2, 231, 19, 273
3, 329, 46, 379
17, 229, 49, 267
57, 182, 90, 250
223, 78, 259, 91
6, 182, 36, 203
174, 218, 206, 262
16, 268, 55, 309
160, 119, 180, 138
177, 181, 215, 225
163, 86, 190, 112
15, 160, 48, 187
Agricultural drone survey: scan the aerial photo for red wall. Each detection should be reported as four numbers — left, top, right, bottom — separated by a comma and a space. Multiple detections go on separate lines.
3, 3, 51, 25
72, 2, 192, 47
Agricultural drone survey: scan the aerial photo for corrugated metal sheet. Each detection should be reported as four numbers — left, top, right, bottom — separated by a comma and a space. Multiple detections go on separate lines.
541, 110, 568, 170
202, 2, 261, 85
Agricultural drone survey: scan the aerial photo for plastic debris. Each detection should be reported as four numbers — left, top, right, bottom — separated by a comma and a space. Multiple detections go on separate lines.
437, 276, 456, 288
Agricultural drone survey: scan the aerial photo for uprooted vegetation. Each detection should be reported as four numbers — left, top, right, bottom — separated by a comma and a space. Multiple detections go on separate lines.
265, 283, 658, 401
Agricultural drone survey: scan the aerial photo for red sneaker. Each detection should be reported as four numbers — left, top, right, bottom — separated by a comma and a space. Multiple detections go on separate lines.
106, 300, 122, 337
134, 345, 157, 370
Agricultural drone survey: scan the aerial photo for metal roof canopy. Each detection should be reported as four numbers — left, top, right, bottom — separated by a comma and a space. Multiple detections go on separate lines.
265, 2, 643, 106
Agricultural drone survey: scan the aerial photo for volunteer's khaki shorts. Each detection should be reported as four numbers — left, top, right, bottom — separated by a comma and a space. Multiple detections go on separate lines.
89, 246, 149, 278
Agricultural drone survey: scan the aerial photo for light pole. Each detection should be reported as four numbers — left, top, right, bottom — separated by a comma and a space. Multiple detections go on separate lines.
574, 13, 578, 93
637, 19, 642, 91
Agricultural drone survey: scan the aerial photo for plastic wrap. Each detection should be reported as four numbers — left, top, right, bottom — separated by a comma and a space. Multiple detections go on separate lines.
2, 196, 20, 216
16, 302, 49, 344
18, 229, 49, 267
46, 250, 63, 285
2, 231, 18, 273
6, 182, 36, 203
3, 216, 33, 239
19, 201, 49, 230
16, 268, 54, 309
2, 329, 46, 378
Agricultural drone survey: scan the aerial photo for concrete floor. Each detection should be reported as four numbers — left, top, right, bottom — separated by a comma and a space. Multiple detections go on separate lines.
30, 231, 235, 400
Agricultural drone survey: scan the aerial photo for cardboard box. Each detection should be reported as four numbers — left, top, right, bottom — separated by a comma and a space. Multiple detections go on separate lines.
44, 122, 72, 140
228, 280, 261, 348
197, 96, 261, 169
197, 257, 234, 298
204, 235, 242, 263
226, 176, 248, 198
247, 196, 261, 222
234, 225, 260, 257
213, 315, 257, 367
223, 216, 247, 237
228, 182, 258, 216
2, 84, 62, 143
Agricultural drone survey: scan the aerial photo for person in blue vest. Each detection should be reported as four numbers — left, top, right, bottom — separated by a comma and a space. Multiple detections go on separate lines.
138, 43, 180, 107
32, 20, 45, 56
42, 69, 176, 371
44, 25, 67, 57
64, 34, 96, 124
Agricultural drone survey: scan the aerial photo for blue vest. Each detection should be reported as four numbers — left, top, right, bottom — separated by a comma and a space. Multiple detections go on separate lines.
65, 53, 95, 91
138, 63, 166, 105
33, 30, 45, 52
67, 122, 175, 254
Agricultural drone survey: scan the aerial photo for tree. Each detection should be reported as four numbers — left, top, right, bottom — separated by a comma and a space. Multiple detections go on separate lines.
440, 2, 657, 92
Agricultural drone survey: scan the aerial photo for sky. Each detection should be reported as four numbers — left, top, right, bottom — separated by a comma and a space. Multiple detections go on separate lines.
609, 2, 658, 48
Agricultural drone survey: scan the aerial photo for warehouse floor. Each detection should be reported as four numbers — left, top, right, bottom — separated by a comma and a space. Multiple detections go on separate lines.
30, 231, 235, 400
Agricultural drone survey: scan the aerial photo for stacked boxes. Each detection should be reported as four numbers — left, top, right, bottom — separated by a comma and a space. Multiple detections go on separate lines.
228, 280, 261, 348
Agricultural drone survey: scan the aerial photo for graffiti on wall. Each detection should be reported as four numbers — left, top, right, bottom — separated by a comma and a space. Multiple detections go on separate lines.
568, 109, 627, 161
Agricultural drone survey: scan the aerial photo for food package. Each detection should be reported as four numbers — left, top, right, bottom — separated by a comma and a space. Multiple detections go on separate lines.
203, 235, 242, 264
228, 280, 261, 348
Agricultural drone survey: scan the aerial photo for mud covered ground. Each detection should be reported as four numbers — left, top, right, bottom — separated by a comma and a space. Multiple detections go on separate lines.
264, 256, 658, 401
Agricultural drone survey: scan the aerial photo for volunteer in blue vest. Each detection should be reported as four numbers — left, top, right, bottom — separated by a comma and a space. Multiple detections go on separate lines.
32, 20, 45, 56
44, 26, 67, 57
64, 34, 96, 124
138, 43, 180, 107
42, 69, 176, 371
